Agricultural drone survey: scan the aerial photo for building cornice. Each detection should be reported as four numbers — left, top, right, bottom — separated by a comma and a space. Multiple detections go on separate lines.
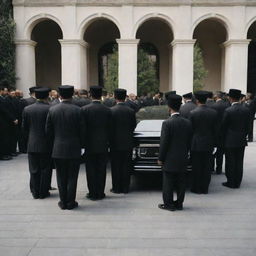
12, 0, 256, 7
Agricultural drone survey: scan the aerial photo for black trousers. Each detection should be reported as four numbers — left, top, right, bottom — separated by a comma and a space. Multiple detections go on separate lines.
225, 147, 245, 188
248, 118, 254, 141
54, 158, 80, 206
28, 153, 52, 198
110, 150, 131, 193
191, 151, 212, 193
162, 171, 186, 207
215, 147, 224, 173
85, 153, 108, 199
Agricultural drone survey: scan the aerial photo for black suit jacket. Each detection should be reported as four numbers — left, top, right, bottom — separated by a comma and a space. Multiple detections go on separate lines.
46, 101, 83, 159
180, 101, 197, 119
190, 105, 218, 152
82, 101, 111, 154
221, 103, 250, 148
159, 114, 192, 173
110, 103, 137, 151
24, 97, 36, 106
22, 101, 51, 153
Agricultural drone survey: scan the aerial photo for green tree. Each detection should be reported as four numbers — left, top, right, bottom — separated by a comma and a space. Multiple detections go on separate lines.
104, 46, 118, 93
137, 48, 159, 96
0, 0, 16, 87
193, 43, 208, 92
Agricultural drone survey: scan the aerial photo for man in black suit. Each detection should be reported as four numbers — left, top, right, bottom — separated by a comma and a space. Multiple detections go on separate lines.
46, 85, 83, 210
0, 86, 18, 160
212, 91, 230, 174
180, 92, 196, 119
24, 87, 37, 106
110, 89, 137, 194
190, 91, 218, 194
22, 88, 52, 199
221, 89, 250, 189
82, 86, 111, 200
158, 94, 192, 211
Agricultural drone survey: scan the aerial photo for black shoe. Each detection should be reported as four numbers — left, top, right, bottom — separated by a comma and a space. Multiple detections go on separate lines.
0, 155, 12, 160
58, 201, 66, 210
174, 201, 183, 210
32, 193, 39, 199
39, 192, 50, 199
49, 187, 57, 191
11, 153, 18, 157
158, 204, 176, 211
96, 194, 106, 200
110, 188, 121, 194
86, 193, 97, 201
67, 201, 78, 210
222, 182, 236, 188
190, 189, 201, 194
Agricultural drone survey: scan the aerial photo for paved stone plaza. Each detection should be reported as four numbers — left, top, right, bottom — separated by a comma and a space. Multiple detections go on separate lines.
0, 141, 256, 256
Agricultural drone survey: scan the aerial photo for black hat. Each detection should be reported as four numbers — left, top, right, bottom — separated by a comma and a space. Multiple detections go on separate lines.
165, 91, 176, 100
114, 88, 127, 101
182, 92, 193, 99
167, 94, 182, 110
35, 87, 50, 99
228, 89, 241, 100
90, 86, 102, 99
194, 90, 209, 102
207, 91, 213, 98
58, 85, 74, 99
29, 86, 37, 93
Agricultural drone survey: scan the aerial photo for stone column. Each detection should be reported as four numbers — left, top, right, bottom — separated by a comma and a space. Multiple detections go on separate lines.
15, 40, 37, 97
59, 39, 89, 89
223, 39, 251, 93
116, 39, 140, 95
171, 39, 196, 95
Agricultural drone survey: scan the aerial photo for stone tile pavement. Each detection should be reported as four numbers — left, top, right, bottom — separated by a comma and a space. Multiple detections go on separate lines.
0, 141, 256, 256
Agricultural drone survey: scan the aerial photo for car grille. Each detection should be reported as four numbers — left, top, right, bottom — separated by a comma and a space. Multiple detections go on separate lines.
137, 145, 159, 159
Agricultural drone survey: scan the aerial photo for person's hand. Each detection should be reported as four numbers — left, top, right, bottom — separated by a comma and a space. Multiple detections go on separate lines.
13, 119, 18, 125
157, 160, 163, 166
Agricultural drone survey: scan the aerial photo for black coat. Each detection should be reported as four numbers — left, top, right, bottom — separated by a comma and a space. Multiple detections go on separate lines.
159, 114, 192, 173
46, 101, 83, 159
180, 101, 197, 119
82, 101, 111, 154
22, 101, 51, 153
110, 102, 137, 151
72, 98, 91, 107
221, 103, 250, 148
24, 97, 37, 106
190, 105, 218, 152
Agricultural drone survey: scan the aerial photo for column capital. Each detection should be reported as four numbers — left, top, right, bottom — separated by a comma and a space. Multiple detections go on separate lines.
58, 39, 89, 48
116, 39, 140, 45
170, 39, 196, 47
15, 39, 37, 47
223, 39, 251, 48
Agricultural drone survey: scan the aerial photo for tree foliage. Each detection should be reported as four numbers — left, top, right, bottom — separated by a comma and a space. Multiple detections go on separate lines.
0, 0, 16, 87
193, 43, 208, 92
104, 46, 118, 93
137, 47, 159, 96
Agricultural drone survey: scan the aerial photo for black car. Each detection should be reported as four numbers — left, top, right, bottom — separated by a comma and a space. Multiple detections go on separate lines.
132, 119, 164, 173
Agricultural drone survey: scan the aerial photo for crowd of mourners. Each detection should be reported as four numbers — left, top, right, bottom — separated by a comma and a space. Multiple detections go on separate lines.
0, 84, 256, 211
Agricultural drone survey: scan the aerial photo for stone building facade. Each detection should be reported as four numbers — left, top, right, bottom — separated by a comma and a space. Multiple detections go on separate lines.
13, 0, 256, 96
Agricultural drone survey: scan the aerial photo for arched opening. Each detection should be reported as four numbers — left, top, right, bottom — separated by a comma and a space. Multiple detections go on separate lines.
31, 19, 63, 88
193, 18, 227, 92
136, 19, 173, 95
247, 21, 256, 94
84, 18, 120, 91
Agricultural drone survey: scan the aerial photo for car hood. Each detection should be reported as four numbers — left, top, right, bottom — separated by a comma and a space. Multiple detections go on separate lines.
134, 120, 164, 138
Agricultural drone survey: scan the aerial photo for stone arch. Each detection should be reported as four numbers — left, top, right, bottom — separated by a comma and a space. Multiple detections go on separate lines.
24, 13, 64, 39
191, 13, 230, 39
78, 13, 122, 40
246, 17, 256, 38
133, 13, 175, 38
